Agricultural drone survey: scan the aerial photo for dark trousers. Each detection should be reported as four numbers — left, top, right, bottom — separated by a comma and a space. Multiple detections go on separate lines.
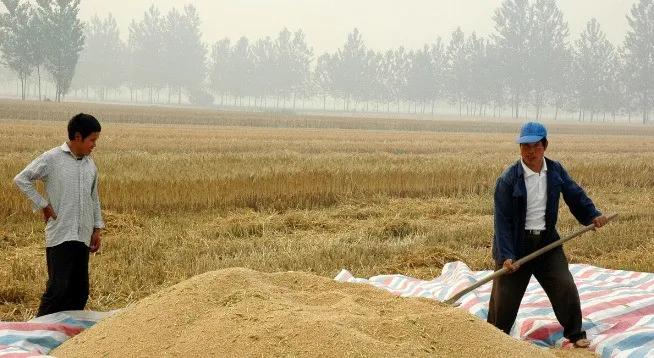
37, 241, 90, 317
487, 234, 586, 342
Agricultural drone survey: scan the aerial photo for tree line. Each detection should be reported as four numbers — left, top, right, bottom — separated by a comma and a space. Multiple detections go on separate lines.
2, 0, 654, 123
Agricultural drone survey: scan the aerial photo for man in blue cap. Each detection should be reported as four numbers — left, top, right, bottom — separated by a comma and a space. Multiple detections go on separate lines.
488, 121, 607, 348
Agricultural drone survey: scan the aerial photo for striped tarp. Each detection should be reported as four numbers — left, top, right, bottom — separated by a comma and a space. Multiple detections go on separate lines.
0, 310, 116, 357
335, 261, 654, 358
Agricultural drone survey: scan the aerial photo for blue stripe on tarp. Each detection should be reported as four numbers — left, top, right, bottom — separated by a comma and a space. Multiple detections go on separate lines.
0, 334, 62, 351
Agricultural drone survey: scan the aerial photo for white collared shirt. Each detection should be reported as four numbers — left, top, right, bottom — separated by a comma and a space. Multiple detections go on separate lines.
14, 143, 104, 247
521, 159, 547, 230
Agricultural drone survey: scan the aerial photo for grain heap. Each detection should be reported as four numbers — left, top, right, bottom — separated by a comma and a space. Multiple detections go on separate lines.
54, 268, 555, 357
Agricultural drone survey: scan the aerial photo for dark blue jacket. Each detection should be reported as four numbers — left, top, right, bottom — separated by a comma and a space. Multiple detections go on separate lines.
492, 157, 601, 265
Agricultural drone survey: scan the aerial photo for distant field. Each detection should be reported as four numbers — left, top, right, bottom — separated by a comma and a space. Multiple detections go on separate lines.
1, 100, 653, 320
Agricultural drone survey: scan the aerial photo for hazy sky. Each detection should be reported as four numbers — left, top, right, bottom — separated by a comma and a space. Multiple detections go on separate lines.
79, 0, 637, 54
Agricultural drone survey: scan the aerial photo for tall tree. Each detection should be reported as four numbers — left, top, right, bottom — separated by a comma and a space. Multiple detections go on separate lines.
128, 5, 164, 103
445, 28, 469, 116
29, 5, 47, 100
271, 28, 312, 108
466, 33, 493, 116
388, 47, 409, 112
0, 0, 37, 99
73, 14, 126, 100
406, 45, 437, 113
251, 36, 275, 103
366, 51, 388, 111
35, 0, 84, 102
226, 37, 254, 101
314, 52, 336, 110
208, 38, 231, 104
162, 5, 206, 104
618, 46, 640, 121
623, 0, 654, 123
485, 42, 508, 117
573, 18, 618, 121
288, 29, 313, 108
429, 39, 446, 115
493, 0, 532, 118
332, 28, 369, 110
529, 0, 569, 120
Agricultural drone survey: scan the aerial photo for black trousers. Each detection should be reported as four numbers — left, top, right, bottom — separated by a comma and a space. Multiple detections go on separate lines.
487, 234, 586, 342
37, 241, 90, 317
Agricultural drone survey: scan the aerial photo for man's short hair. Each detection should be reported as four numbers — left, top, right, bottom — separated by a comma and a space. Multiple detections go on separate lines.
68, 113, 101, 140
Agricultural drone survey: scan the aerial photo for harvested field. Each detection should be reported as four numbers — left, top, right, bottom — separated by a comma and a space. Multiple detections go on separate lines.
0, 100, 651, 357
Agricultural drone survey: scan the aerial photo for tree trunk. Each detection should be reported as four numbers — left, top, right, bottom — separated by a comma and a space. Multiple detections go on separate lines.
19, 73, 26, 100
37, 66, 42, 101
643, 92, 649, 124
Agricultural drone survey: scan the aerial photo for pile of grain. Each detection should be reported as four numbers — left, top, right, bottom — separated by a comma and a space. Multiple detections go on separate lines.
54, 268, 555, 357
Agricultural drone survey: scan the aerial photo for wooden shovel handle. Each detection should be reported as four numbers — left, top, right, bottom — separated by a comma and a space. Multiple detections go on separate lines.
444, 213, 618, 305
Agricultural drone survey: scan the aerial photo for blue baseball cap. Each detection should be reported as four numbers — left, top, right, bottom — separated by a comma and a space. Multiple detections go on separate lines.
516, 122, 547, 144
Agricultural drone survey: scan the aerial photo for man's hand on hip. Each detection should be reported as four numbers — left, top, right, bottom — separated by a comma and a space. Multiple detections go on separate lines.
503, 259, 520, 273
42, 204, 57, 223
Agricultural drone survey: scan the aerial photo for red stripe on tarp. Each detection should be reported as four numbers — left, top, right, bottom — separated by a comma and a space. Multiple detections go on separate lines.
519, 317, 536, 337
639, 279, 654, 290
588, 304, 654, 334
0, 353, 41, 358
0, 322, 83, 337
582, 294, 652, 316
522, 320, 561, 341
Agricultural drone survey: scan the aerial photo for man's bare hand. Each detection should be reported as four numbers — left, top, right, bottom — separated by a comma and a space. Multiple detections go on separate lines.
503, 259, 520, 273
592, 215, 608, 229
42, 204, 57, 223
90, 229, 101, 253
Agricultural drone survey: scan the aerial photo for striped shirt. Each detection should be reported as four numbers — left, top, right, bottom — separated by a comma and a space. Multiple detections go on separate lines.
14, 143, 104, 247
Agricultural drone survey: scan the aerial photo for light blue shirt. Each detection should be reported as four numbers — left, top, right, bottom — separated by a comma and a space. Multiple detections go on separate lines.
14, 143, 104, 247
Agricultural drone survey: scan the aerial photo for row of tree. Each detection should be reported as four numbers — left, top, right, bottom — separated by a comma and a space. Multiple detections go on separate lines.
2, 0, 654, 123
73, 5, 207, 104
0, 0, 83, 101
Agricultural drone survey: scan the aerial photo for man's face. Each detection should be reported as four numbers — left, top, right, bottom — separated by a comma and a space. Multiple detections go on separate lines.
520, 141, 546, 169
71, 132, 100, 156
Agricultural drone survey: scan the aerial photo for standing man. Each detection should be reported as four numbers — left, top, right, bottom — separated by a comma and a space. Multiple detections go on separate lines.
14, 113, 104, 317
488, 122, 607, 348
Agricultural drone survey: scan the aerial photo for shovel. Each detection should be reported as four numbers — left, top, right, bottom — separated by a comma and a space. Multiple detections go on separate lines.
444, 213, 618, 305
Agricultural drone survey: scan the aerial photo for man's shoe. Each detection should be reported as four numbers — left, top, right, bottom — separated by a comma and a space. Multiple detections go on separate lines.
573, 338, 591, 348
